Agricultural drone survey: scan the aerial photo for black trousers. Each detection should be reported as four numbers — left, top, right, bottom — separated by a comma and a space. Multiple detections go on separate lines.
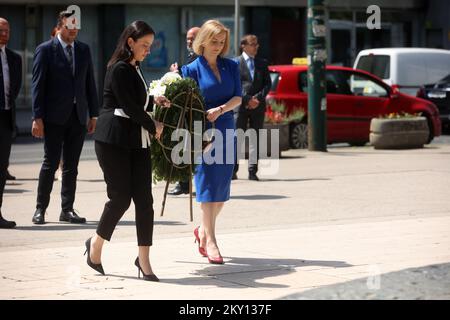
234, 109, 265, 175
95, 141, 154, 246
36, 109, 86, 211
0, 110, 13, 209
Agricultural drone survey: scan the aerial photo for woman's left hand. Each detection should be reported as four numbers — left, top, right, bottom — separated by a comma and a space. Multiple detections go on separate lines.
154, 95, 171, 108
206, 107, 222, 122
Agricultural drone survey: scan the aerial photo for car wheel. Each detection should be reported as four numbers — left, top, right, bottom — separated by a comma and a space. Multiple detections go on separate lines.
290, 122, 308, 149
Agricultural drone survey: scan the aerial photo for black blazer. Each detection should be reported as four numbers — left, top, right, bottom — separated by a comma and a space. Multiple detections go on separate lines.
238, 54, 272, 113
94, 61, 156, 149
31, 37, 99, 125
4, 47, 22, 134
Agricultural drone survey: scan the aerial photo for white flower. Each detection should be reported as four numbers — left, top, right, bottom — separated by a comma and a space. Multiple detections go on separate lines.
148, 80, 166, 97
148, 72, 181, 98
160, 72, 182, 86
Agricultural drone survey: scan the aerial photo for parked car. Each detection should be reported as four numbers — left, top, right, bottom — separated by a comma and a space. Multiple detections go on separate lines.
353, 48, 450, 96
417, 74, 450, 132
266, 64, 441, 148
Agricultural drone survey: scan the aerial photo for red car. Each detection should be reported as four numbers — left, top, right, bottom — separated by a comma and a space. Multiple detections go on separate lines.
267, 65, 442, 148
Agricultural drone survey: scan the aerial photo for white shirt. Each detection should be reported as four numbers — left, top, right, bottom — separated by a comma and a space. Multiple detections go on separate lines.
0, 44, 10, 110
113, 65, 152, 148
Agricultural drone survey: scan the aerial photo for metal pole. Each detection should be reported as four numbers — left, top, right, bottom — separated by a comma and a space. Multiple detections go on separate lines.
234, 0, 240, 56
307, 0, 327, 151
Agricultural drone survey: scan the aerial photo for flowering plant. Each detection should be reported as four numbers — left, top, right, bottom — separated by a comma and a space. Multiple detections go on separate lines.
378, 112, 422, 119
265, 101, 305, 124
150, 73, 207, 183
148, 72, 182, 97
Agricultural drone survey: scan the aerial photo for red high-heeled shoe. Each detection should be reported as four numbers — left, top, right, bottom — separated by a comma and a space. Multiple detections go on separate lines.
194, 226, 208, 257
207, 254, 224, 264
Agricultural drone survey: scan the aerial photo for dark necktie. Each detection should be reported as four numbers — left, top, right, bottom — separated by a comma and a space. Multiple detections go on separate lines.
66, 45, 74, 75
0, 48, 5, 110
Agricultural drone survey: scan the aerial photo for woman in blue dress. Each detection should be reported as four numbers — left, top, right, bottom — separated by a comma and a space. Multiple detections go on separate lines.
181, 20, 242, 264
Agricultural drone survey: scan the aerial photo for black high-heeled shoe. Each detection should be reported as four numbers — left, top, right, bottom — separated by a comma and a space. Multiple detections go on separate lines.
84, 237, 105, 275
134, 257, 159, 282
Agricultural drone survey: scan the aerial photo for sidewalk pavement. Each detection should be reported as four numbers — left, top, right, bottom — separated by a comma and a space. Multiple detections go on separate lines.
1, 142, 449, 299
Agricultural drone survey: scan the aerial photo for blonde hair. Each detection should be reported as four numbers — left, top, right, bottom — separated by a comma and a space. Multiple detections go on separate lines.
193, 20, 230, 57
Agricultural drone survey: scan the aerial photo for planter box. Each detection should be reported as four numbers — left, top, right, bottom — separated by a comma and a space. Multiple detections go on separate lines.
369, 117, 429, 149
263, 122, 290, 156
241, 123, 290, 159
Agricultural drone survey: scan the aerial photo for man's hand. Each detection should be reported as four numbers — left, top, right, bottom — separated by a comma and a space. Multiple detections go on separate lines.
32, 118, 44, 138
87, 118, 97, 134
154, 95, 171, 108
154, 121, 164, 140
169, 62, 179, 73
247, 97, 260, 110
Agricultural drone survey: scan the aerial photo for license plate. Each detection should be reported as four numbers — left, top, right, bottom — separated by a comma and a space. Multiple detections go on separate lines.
428, 92, 446, 99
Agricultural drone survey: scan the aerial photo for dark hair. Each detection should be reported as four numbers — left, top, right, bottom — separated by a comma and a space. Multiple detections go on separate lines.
239, 34, 257, 54
107, 21, 155, 68
50, 26, 58, 38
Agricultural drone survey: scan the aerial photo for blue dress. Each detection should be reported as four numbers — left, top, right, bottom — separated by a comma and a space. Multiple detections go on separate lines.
182, 56, 242, 202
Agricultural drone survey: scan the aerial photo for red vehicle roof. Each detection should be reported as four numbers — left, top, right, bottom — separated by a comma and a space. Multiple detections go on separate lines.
268, 64, 385, 83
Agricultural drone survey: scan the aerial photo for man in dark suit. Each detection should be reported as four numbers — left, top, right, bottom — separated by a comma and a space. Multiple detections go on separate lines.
233, 34, 271, 181
31, 11, 99, 224
168, 26, 200, 195
0, 17, 21, 229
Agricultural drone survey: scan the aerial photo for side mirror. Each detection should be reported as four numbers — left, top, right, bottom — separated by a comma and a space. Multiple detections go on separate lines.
390, 92, 399, 99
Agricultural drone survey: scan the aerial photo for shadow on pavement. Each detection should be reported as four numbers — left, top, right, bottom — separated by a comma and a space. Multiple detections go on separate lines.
3, 188, 29, 194
260, 178, 330, 182
13, 220, 186, 231
157, 257, 353, 289
230, 194, 288, 200
78, 179, 104, 183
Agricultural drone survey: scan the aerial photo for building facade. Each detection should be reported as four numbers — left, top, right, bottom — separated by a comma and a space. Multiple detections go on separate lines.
0, 0, 448, 133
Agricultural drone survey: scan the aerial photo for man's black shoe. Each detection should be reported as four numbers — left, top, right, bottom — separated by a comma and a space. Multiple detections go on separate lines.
0, 212, 16, 229
6, 170, 16, 180
231, 173, 238, 180
249, 173, 259, 181
32, 209, 46, 225
59, 210, 86, 224
168, 182, 189, 196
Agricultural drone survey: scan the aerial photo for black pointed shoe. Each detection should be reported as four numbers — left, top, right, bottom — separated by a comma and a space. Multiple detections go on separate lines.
6, 170, 16, 180
32, 208, 46, 225
134, 257, 159, 282
60, 209, 86, 224
84, 237, 105, 275
0, 213, 16, 229
167, 182, 189, 196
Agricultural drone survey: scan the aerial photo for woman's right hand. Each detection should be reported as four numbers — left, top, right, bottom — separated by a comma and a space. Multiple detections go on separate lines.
154, 121, 164, 140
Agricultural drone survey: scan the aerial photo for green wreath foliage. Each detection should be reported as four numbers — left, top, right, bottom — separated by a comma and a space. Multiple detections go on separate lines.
151, 78, 207, 183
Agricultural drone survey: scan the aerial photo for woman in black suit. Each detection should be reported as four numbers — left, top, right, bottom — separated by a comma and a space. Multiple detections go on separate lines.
85, 21, 169, 281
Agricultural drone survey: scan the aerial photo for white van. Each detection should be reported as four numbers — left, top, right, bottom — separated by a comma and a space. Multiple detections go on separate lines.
353, 48, 450, 96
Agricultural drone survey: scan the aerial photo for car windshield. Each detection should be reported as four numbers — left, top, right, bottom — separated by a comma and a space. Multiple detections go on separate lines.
439, 74, 450, 83
356, 55, 390, 79
269, 72, 280, 91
